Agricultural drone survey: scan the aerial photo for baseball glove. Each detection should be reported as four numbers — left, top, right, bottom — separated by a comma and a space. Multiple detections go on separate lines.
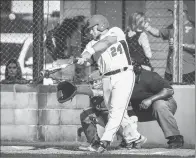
57, 81, 77, 103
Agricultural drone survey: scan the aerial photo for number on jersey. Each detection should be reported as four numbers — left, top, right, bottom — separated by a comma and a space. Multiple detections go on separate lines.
110, 44, 123, 57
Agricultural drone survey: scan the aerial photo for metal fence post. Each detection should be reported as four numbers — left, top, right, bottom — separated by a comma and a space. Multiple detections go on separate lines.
173, 0, 183, 83
33, 0, 44, 83
178, 0, 184, 83
122, 0, 126, 32
173, 0, 178, 83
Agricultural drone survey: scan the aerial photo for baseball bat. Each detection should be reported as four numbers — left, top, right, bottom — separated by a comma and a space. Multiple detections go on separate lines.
40, 59, 78, 78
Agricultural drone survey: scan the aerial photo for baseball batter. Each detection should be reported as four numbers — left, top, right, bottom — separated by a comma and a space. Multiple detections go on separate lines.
76, 14, 142, 152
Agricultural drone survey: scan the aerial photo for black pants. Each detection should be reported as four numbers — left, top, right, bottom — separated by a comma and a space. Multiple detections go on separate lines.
165, 71, 195, 84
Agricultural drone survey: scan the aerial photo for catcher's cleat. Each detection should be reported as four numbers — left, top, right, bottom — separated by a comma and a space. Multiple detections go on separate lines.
78, 140, 100, 152
81, 141, 109, 153
78, 144, 97, 152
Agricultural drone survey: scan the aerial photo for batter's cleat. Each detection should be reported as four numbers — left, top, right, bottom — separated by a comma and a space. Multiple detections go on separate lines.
132, 135, 147, 149
96, 141, 109, 153
167, 135, 184, 149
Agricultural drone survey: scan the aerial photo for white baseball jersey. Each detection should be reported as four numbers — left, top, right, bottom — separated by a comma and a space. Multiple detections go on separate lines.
82, 27, 131, 75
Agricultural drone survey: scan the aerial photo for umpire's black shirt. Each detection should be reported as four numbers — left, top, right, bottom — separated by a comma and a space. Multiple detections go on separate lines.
131, 69, 173, 109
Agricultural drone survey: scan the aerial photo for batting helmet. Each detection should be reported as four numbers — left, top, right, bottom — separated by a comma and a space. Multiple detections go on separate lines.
87, 14, 109, 31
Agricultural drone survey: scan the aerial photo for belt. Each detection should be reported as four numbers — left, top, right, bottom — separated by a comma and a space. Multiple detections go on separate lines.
101, 67, 128, 76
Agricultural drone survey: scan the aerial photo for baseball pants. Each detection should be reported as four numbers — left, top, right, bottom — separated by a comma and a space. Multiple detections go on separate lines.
100, 68, 141, 143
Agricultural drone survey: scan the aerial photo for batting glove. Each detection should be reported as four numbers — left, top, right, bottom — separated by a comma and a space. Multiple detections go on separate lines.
76, 58, 86, 65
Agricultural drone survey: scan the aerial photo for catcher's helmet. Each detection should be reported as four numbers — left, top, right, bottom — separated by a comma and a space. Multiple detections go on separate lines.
87, 14, 109, 31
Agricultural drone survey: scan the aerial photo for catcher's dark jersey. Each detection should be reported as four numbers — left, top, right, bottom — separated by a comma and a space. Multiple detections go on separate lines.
130, 69, 172, 108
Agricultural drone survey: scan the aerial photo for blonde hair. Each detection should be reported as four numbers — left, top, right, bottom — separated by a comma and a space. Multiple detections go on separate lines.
129, 12, 149, 31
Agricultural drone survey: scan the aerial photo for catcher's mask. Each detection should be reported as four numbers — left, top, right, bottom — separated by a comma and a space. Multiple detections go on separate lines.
57, 81, 77, 103
87, 14, 109, 32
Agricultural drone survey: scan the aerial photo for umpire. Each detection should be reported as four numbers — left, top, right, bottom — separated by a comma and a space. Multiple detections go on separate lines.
79, 65, 184, 150
128, 67, 184, 149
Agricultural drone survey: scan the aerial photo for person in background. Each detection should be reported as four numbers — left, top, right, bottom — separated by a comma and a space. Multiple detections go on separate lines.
144, 2, 195, 84
126, 12, 153, 71
0, 59, 29, 84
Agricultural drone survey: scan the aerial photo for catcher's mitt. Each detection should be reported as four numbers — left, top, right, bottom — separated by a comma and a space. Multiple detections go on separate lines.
57, 81, 77, 103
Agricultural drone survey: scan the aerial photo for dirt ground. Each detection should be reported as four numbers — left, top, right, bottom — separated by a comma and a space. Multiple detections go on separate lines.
1, 143, 195, 158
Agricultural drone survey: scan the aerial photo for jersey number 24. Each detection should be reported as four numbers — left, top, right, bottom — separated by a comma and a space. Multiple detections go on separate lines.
110, 44, 123, 57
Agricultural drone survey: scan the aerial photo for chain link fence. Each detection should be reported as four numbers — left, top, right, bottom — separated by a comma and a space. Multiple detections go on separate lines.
143, 0, 195, 84
0, 0, 60, 84
0, 0, 195, 85
44, 1, 92, 84
1, 0, 34, 83
0, 0, 91, 84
